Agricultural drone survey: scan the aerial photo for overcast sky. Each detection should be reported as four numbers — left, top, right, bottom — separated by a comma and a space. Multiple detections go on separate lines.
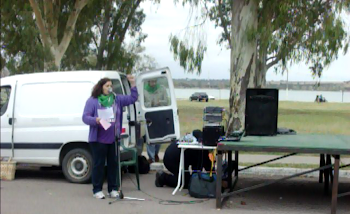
139, 1, 350, 82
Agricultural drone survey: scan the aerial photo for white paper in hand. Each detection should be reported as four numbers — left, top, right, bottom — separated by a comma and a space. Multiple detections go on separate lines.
100, 119, 111, 130
97, 107, 114, 120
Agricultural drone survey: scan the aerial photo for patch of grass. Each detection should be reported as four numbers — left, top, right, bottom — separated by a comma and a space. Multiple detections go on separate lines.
156, 100, 350, 153
177, 100, 350, 135
278, 102, 350, 135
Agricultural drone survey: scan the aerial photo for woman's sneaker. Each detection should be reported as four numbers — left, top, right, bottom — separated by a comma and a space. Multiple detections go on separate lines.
108, 190, 120, 198
93, 191, 105, 199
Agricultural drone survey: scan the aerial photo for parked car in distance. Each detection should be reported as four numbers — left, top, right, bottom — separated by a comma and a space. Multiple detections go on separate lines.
208, 95, 215, 100
189, 92, 209, 102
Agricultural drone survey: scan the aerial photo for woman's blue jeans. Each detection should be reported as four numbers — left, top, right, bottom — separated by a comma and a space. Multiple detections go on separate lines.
90, 142, 118, 194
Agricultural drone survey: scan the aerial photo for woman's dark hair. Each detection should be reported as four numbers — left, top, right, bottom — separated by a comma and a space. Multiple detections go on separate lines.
91, 78, 112, 98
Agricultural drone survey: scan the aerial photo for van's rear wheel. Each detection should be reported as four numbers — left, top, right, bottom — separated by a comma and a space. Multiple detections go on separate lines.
62, 148, 92, 184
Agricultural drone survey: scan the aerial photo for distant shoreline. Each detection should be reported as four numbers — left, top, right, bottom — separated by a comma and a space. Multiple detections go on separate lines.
174, 88, 350, 103
174, 79, 350, 91
174, 87, 350, 92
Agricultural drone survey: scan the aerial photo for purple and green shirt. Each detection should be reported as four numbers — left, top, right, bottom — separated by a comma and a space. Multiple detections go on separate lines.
82, 87, 138, 144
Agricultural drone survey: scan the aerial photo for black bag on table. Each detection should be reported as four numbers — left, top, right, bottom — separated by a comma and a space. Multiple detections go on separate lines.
188, 172, 216, 198
202, 125, 224, 146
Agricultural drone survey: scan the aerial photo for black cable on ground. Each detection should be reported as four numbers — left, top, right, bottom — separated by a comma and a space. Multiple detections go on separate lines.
125, 173, 209, 205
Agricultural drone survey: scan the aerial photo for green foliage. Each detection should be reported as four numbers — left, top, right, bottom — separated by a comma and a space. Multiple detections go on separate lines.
258, 0, 349, 77
59, 0, 150, 73
1, 1, 54, 74
171, 0, 350, 79
169, 34, 206, 74
1, 0, 157, 75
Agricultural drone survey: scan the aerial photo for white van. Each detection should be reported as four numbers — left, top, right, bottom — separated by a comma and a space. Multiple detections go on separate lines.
0, 68, 180, 183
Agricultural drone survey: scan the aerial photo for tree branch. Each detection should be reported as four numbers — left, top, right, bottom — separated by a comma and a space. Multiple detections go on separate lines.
104, 0, 129, 68
45, 0, 58, 47
29, 0, 52, 48
266, 36, 299, 71
218, 0, 231, 48
179, 1, 209, 32
58, 0, 88, 55
266, 56, 276, 61
118, 0, 142, 43
92, 35, 98, 50
108, 1, 129, 42
266, 57, 279, 70
43, 1, 48, 21
179, 15, 208, 31
52, 0, 60, 47
96, 0, 113, 69
107, 0, 142, 69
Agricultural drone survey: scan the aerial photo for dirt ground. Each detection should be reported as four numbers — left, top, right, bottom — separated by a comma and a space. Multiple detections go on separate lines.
1, 167, 349, 214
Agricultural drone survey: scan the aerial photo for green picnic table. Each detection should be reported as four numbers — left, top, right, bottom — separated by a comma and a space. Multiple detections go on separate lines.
216, 134, 350, 214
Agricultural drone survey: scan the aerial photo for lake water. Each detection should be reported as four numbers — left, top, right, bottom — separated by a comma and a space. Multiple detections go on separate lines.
174, 88, 350, 103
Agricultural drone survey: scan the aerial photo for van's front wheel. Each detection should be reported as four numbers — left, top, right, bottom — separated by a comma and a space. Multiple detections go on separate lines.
62, 148, 92, 184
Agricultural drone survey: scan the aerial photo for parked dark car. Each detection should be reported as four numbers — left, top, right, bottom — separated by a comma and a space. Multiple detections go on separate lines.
190, 92, 209, 102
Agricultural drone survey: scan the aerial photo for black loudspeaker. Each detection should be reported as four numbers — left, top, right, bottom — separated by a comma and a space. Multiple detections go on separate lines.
245, 89, 278, 136
202, 125, 224, 146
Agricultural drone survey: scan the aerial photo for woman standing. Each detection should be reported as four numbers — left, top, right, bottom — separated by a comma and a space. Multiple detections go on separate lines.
82, 75, 138, 199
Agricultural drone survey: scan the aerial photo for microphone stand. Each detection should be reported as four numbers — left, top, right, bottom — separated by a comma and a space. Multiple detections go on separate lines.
109, 116, 145, 204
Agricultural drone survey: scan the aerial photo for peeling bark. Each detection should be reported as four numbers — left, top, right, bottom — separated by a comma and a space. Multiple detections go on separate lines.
227, 0, 258, 134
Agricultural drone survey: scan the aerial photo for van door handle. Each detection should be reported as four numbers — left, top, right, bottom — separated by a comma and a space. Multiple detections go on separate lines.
146, 119, 152, 126
9, 118, 14, 125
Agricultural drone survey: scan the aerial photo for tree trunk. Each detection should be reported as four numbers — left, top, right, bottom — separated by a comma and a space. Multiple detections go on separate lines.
53, 50, 64, 70
227, 0, 258, 134
43, 52, 60, 71
255, 48, 268, 88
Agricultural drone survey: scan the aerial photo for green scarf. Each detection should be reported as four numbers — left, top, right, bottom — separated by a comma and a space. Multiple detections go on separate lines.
144, 84, 160, 94
98, 93, 115, 107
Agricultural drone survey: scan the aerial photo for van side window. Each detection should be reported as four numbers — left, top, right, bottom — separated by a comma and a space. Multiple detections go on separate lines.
143, 77, 171, 108
120, 75, 130, 95
0, 86, 11, 116
111, 79, 126, 112
111, 79, 124, 95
